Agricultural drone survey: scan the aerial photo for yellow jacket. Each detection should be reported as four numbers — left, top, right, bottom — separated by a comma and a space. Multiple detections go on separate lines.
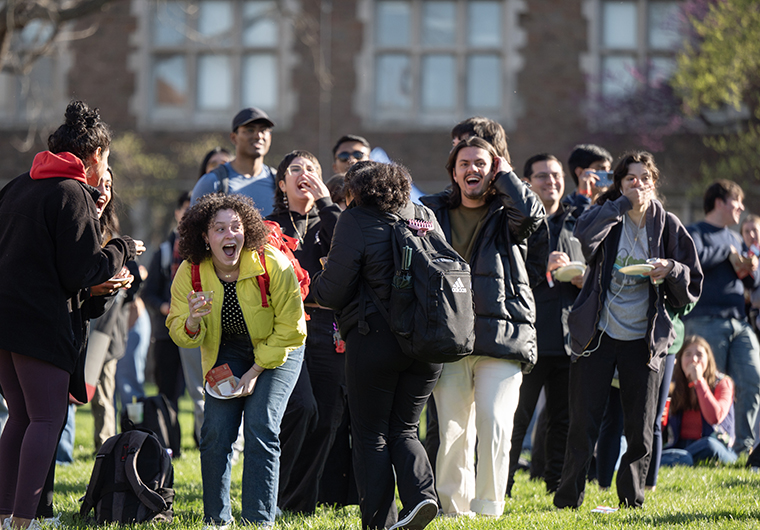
167, 245, 307, 378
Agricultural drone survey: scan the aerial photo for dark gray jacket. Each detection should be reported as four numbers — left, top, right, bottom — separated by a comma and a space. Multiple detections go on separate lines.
568, 196, 702, 371
421, 171, 545, 367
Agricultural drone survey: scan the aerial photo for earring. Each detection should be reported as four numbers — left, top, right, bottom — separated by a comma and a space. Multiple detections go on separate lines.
283, 194, 289, 207
205, 243, 210, 250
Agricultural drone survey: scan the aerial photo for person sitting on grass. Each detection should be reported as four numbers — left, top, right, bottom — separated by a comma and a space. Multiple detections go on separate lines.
662, 335, 737, 467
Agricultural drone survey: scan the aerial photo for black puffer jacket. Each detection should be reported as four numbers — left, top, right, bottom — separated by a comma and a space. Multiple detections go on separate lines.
312, 201, 434, 335
421, 171, 545, 366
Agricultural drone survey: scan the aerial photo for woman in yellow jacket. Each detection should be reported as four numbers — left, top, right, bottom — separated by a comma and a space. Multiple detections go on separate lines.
167, 194, 306, 528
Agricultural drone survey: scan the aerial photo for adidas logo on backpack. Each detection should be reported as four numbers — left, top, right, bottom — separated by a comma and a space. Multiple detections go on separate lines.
451, 277, 467, 293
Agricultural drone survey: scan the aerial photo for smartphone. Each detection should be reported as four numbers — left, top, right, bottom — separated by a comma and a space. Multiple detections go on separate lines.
593, 170, 614, 187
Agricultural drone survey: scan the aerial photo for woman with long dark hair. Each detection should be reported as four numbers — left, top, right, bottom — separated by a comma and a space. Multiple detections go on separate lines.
553, 151, 702, 510
0, 101, 143, 530
662, 335, 737, 466
313, 161, 440, 530
266, 150, 344, 513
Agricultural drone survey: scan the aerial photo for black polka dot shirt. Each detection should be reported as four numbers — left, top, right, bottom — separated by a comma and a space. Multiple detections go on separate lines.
220, 280, 249, 337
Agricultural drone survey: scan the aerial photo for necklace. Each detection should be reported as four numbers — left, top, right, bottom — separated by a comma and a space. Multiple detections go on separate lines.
288, 209, 309, 244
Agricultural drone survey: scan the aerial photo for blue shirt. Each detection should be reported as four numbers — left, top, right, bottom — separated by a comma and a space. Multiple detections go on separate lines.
685, 221, 760, 321
191, 162, 277, 217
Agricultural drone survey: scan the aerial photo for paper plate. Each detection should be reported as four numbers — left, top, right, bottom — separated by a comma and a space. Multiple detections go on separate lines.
619, 263, 655, 275
553, 262, 586, 282
205, 379, 244, 400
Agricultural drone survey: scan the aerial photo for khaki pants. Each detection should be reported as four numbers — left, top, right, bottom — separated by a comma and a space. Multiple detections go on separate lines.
434, 355, 522, 516
92, 358, 118, 452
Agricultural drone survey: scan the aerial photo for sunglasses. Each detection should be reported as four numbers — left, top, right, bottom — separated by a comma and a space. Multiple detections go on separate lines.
336, 150, 368, 163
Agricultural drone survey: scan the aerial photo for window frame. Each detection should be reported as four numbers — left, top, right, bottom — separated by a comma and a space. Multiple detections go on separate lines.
130, 0, 298, 131
582, 0, 683, 104
354, 0, 526, 131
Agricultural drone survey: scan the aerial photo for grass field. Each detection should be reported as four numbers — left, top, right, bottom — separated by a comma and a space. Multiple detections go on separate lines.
53, 392, 760, 529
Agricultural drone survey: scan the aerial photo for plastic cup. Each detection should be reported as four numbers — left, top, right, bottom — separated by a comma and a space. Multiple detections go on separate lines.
126, 402, 144, 424
196, 291, 214, 308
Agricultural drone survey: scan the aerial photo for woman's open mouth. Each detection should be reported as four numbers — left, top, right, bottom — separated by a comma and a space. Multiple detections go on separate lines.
223, 243, 236, 257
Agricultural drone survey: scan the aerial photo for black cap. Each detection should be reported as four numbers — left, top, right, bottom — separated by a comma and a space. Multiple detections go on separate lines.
232, 107, 275, 131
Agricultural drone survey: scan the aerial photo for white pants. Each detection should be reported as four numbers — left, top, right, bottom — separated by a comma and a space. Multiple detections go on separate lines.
434, 355, 522, 516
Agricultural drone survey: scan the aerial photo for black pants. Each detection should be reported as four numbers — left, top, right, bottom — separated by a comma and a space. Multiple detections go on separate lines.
152, 339, 185, 411
508, 355, 570, 494
554, 333, 661, 509
279, 307, 347, 513
346, 313, 441, 530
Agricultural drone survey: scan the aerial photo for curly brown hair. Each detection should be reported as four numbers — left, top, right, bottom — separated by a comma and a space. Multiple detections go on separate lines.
178, 193, 269, 265
344, 160, 411, 212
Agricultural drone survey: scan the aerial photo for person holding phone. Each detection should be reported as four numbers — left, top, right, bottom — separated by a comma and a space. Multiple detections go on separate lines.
553, 151, 702, 510
420, 136, 545, 517
565, 144, 614, 207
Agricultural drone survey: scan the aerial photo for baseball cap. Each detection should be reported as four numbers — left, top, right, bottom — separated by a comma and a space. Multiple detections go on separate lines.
232, 107, 275, 131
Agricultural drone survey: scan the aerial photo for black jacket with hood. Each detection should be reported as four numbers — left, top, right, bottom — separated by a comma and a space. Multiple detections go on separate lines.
421, 171, 546, 367
0, 151, 136, 374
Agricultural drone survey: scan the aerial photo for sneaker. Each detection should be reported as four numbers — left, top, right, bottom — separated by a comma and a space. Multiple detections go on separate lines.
389, 499, 438, 530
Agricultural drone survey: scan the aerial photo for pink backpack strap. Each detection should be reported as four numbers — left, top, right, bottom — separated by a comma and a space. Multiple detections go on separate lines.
257, 248, 269, 308
191, 264, 202, 292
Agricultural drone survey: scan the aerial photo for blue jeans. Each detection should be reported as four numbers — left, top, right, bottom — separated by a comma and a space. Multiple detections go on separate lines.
55, 403, 77, 464
661, 437, 738, 466
115, 309, 151, 409
201, 337, 303, 526
684, 316, 760, 453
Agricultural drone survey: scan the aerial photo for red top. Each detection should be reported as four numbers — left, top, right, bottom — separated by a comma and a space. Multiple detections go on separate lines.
680, 377, 734, 440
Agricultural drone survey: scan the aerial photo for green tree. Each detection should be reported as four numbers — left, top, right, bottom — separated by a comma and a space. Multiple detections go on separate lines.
673, 0, 760, 185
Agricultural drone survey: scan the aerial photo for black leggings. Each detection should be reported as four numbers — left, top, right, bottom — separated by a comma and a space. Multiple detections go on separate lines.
0, 350, 69, 519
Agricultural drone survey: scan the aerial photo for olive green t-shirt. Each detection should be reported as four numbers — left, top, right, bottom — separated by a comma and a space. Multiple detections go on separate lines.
449, 204, 489, 262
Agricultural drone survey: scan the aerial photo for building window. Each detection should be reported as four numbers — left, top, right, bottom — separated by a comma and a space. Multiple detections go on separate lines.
0, 20, 70, 130
586, 0, 682, 100
132, 0, 296, 130
356, 0, 525, 129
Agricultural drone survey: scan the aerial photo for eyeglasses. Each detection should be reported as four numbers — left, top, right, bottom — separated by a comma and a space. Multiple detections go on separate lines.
532, 172, 563, 182
287, 164, 318, 176
336, 150, 368, 163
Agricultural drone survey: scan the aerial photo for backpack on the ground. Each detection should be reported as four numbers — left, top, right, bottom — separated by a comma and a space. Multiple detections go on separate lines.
79, 429, 174, 524
120, 394, 181, 458
360, 211, 475, 364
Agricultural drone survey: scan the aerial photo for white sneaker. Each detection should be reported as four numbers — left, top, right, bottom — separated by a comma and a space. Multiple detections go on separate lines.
389, 499, 438, 530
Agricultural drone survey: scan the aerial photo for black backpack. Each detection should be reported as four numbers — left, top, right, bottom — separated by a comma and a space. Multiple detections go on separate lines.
120, 394, 182, 458
360, 209, 475, 364
80, 430, 175, 524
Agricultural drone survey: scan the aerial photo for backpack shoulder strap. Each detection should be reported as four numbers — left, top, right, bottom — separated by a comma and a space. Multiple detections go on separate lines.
211, 164, 230, 195
123, 432, 169, 513
257, 249, 269, 308
191, 264, 202, 293
79, 434, 125, 518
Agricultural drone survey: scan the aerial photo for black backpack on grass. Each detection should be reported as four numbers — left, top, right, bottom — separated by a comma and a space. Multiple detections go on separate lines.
80, 429, 175, 524
360, 208, 475, 364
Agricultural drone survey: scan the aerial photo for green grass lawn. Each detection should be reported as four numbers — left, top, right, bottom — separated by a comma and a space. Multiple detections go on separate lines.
53, 392, 760, 529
